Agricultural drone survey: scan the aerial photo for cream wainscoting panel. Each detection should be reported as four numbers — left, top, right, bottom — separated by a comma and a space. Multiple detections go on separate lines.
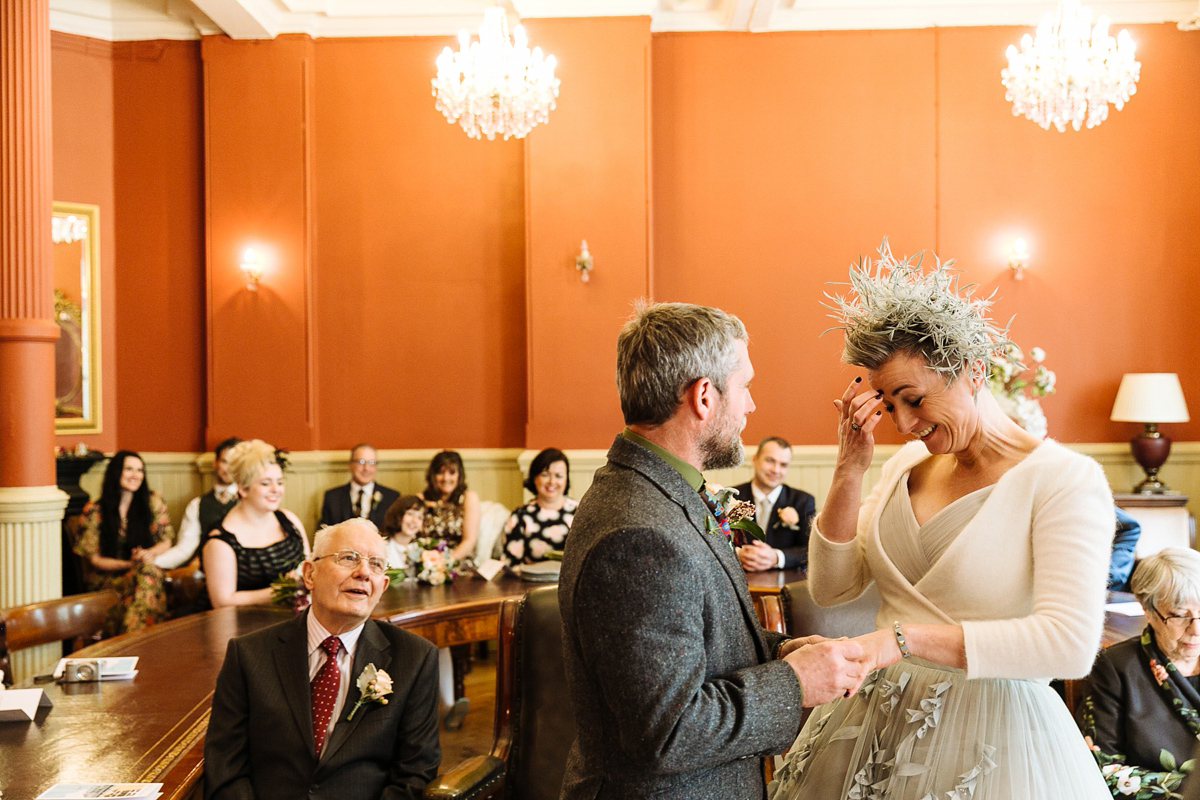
72, 442, 1200, 539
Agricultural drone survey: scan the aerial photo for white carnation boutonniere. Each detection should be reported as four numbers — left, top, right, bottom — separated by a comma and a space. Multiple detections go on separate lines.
702, 483, 766, 542
346, 664, 393, 721
372, 490, 382, 510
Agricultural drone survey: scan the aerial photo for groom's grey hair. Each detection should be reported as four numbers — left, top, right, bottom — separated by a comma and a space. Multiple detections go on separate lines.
616, 301, 747, 427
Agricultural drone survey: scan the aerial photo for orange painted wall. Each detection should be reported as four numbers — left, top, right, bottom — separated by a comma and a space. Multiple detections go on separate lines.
112, 40, 206, 452
51, 33, 117, 454
523, 17, 653, 448
653, 25, 1200, 448
310, 37, 526, 450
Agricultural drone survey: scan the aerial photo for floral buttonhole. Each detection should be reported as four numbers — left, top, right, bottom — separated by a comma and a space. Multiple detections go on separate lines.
347, 664, 393, 721
704, 483, 766, 543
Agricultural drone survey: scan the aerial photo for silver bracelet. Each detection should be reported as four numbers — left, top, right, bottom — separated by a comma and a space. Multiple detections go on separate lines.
892, 621, 912, 660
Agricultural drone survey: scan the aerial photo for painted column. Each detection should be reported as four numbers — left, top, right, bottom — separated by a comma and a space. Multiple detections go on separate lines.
0, 0, 70, 678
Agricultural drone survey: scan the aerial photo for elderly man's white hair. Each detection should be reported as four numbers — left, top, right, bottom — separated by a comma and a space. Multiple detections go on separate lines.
311, 518, 381, 558
1132, 547, 1200, 613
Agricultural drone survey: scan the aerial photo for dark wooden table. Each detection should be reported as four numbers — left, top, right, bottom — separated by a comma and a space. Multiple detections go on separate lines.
372, 573, 540, 648
1, 605, 292, 800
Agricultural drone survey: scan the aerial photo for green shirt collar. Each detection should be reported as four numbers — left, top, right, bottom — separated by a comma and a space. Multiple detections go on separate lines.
621, 428, 705, 492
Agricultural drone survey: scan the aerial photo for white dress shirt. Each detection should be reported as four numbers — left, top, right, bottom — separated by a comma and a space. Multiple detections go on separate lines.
749, 483, 787, 569
351, 481, 376, 519
306, 613, 366, 743
155, 483, 238, 569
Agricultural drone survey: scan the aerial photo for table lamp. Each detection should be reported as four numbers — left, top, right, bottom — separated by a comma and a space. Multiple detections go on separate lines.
1110, 373, 1190, 493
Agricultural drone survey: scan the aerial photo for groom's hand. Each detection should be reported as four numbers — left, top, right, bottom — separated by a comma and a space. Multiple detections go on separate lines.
777, 635, 834, 659
782, 639, 866, 707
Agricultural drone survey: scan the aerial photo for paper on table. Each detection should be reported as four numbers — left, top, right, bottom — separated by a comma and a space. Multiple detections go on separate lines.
52, 656, 139, 680
36, 784, 163, 799
0, 688, 53, 722
1105, 601, 1145, 616
474, 558, 506, 581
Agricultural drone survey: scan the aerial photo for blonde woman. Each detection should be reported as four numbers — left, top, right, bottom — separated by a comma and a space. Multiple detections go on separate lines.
202, 439, 310, 608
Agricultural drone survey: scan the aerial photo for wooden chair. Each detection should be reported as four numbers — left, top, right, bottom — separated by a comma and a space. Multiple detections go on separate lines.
164, 565, 208, 617
0, 590, 119, 686
426, 584, 570, 800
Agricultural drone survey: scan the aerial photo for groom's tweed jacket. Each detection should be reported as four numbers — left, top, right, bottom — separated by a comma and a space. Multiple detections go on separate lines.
559, 435, 805, 800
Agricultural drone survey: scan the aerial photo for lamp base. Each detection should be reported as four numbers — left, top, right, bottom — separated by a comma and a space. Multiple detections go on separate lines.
1130, 425, 1173, 494
1132, 475, 1172, 494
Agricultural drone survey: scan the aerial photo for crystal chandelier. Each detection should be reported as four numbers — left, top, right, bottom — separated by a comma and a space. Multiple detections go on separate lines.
1001, 0, 1140, 132
432, 7, 561, 141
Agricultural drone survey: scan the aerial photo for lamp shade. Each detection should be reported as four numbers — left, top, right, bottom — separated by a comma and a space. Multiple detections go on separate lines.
1110, 373, 1191, 423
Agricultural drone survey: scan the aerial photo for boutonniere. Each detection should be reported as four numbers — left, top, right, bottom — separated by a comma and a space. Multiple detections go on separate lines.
777, 506, 801, 531
347, 664, 393, 720
703, 483, 766, 542
371, 490, 382, 510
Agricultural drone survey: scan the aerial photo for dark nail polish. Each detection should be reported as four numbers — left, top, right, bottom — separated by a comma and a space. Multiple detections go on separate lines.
875, 410, 882, 416
855, 377, 862, 383
875, 390, 884, 398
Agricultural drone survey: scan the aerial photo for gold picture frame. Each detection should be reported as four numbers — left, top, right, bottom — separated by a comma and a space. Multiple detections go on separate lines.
53, 201, 102, 434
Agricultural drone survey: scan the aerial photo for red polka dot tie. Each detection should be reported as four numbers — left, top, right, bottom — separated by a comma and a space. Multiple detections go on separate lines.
311, 636, 342, 757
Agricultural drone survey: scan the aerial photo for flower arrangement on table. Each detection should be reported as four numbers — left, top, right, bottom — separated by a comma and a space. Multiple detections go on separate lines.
270, 567, 311, 614
988, 343, 1056, 439
385, 538, 460, 586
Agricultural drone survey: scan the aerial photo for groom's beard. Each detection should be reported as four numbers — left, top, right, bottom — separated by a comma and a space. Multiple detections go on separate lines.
699, 406, 745, 471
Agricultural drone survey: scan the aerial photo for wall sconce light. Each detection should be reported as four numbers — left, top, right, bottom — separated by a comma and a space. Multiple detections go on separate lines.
1009, 237, 1029, 280
240, 248, 262, 291
576, 240, 594, 283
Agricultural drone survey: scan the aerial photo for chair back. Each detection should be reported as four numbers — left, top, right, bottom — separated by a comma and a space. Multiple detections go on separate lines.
778, 580, 881, 639
0, 590, 118, 685
493, 585, 575, 800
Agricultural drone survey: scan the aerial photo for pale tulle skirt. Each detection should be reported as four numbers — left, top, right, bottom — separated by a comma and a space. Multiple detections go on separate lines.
767, 658, 1108, 800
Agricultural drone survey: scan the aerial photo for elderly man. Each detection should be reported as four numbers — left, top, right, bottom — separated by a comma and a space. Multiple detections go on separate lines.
204, 519, 440, 800
733, 437, 816, 572
320, 444, 400, 529
558, 302, 865, 800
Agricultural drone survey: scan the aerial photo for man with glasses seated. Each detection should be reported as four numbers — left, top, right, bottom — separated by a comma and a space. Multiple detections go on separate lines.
1078, 548, 1200, 798
320, 444, 401, 530
205, 518, 440, 800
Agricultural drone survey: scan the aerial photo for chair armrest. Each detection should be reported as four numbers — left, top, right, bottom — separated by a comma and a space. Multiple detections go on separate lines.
424, 755, 504, 800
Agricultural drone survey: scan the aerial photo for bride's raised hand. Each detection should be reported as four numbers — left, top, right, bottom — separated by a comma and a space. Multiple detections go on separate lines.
832, 377, 886, 474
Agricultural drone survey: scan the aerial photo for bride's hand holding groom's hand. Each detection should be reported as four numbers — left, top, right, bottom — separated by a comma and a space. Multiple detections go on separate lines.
850, 628, 906, 674
781, 637, 868, 707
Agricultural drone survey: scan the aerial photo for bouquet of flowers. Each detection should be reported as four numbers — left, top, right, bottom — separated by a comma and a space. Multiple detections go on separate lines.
392, 537, 459, 586
270, 567, 310, 614
988, 343, 1056, 439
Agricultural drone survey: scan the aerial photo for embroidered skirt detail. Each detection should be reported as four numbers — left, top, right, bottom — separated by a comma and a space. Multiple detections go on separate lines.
768, 658, 1108, 800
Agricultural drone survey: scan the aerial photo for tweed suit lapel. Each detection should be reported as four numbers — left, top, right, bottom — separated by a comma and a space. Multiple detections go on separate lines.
272, 612, 316, 755
609, 437, 772, 662
319, 619, 392, 765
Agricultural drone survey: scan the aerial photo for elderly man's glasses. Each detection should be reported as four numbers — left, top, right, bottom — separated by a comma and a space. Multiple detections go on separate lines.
312, 549, 388, 575
351, 459, 378, 466
1153, 607, 1200, 630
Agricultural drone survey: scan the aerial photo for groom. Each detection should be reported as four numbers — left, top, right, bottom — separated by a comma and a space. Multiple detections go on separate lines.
559, 302, 866, 799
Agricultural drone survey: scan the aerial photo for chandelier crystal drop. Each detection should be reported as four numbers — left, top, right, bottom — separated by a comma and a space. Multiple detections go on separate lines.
1001, 0, 1140, 132
432, 7, 561, 141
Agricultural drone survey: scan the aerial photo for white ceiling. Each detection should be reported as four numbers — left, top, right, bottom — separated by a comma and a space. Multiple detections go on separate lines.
49, 0, 1200, 41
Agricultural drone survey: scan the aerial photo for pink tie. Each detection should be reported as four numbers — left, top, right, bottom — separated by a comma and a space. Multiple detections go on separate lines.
311, 636, 342, 757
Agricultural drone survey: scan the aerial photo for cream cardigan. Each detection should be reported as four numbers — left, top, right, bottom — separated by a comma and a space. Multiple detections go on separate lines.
809, 439, 1115, 681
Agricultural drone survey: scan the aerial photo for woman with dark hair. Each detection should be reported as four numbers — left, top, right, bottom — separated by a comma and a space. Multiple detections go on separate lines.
73, 450, 174, 634
381, 494, 425, 570
421, 450, 479, 564
503, 448, 576, 566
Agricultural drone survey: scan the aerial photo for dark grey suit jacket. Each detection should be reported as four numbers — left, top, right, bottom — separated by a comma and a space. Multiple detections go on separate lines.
558, 435, 805, 800
320, 483, 401, 530
732, 482, 816, 570
204, 613, 440, 800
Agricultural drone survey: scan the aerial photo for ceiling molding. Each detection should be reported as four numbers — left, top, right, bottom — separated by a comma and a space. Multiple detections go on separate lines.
48, 0, 1200, 42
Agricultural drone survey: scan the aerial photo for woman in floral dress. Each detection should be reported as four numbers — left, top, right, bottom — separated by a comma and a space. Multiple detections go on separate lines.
421, 450, 479, 565
74, 450, 174, 635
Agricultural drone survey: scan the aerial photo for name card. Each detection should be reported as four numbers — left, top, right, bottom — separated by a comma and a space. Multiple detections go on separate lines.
474, 558, 507, 581
0, 688, 52, 722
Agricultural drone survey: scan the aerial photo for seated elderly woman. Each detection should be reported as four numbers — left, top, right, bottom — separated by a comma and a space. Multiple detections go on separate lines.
502, 447, 576, 567
201, 439, 311, 608
1079, 547, 1200, 796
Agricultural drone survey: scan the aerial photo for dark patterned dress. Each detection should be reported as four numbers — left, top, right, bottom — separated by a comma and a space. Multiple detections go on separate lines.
74, 491, 174, 635
423, 500, 465, 549
202, 511, 306, 593
502, 498, 577, 566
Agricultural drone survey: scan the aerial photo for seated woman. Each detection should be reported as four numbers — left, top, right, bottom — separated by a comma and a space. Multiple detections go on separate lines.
1079, 548, 1200, 795
73, 450, 174, 635
503, 448, 576, 567
381, 494, 426, 572
201, 439, 310, 608
422, 450, 479, 564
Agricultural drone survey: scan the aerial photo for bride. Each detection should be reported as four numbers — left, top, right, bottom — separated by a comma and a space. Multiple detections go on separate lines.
768, 243, 1112, 799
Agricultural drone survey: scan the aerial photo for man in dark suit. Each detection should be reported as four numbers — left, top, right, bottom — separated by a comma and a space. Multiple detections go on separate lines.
320, 444, 400, 530
734, 436, 817, 572
559, 302, 865, 800
204, 519, 440, 800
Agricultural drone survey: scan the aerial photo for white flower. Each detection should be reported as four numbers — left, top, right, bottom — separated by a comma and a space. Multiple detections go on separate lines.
1030, 346, 1045, 362
1115, 768, 1141, 795
347, 664, 393, 720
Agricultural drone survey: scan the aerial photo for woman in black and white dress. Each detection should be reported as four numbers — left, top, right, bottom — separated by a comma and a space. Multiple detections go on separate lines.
503, 448, 576, 567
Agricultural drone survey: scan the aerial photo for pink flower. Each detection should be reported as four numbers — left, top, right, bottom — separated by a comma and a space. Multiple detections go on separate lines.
1150, 660, 1170, 685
